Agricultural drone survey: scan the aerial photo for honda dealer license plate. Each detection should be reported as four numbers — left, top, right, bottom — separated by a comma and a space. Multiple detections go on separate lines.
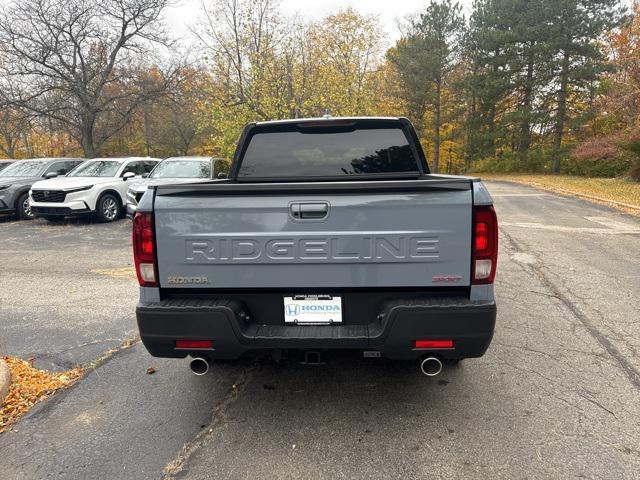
284, 295, 343, 325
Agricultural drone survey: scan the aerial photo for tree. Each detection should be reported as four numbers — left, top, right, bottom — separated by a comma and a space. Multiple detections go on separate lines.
0, 0, 173, 158
547, 0, 624, 172
195, 1, 385, 158
389, 0, 465, 172
0, 108, 32, 159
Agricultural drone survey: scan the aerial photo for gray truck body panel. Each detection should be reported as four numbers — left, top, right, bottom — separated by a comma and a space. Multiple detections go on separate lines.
153, 181, 473, 289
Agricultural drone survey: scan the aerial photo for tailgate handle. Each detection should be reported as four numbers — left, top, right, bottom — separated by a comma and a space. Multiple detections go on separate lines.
291, 202, 329, 220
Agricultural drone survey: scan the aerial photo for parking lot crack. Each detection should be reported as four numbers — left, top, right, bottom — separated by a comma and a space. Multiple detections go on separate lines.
500, 228, 640, 392
161, 365, 256, 479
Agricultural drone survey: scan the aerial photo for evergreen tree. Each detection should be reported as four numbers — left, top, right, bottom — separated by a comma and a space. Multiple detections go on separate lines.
547, 0, 624, 172
389, 0, 465, 173
463, 0, 511, 163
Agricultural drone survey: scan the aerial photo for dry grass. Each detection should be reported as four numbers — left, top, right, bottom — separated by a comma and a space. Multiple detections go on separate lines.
479, 174, 640, 214
1, 357, 83, 432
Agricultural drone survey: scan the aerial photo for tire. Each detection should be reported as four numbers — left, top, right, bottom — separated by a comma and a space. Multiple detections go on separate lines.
16, 192, 34, 220
96, 193, 121, 223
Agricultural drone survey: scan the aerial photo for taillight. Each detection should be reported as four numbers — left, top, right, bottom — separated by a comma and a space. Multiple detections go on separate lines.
472, 205, 498, 284
133, 212, 158, 287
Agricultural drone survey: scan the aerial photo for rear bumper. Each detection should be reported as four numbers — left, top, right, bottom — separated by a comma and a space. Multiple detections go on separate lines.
137, 296, 496, 361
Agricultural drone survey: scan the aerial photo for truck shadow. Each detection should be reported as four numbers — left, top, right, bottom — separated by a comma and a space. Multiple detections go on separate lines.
214, 351, 466, 432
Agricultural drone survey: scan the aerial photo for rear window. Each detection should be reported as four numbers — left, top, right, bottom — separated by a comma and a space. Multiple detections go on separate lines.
238, 126, 420, 179
150, 160, 211, 179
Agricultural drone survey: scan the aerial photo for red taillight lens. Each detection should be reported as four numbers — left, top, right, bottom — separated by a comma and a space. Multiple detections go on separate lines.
472, 205, 498, 284
175, 340, 213, 349
415, 339, 454, 349
133, 212, 157, 287
475, 222, 489, 251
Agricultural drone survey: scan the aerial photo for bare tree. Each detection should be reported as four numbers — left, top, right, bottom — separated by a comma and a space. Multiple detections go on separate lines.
0, 0, 173, 157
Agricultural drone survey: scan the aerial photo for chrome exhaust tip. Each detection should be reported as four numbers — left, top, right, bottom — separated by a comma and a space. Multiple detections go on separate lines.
190, 357, 210, 376
420, 356, 443, 377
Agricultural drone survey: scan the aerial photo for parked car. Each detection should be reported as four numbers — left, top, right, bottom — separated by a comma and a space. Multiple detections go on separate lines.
126, 156, 227, 217
30, 157, 160, 223
0, 158, 84, 220
134, 117, 498, 377
0, 160, 16, 172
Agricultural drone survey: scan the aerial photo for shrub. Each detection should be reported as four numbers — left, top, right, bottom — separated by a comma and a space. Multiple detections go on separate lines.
570, 136, 632, 177
471, 149, 554, 174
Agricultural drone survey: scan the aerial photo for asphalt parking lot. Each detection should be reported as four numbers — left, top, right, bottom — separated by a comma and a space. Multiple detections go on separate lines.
1, 181, 639, 479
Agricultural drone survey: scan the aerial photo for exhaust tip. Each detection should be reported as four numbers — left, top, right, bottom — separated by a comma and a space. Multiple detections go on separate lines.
420, 356, 443, 377
190, 357, 210, 376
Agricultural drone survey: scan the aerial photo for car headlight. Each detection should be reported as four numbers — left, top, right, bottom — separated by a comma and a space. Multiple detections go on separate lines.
0, 184, 12, 191
64, 185, 93, 193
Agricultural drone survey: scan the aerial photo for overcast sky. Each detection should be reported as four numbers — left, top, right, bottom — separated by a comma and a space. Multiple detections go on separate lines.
166, 0, 476, 46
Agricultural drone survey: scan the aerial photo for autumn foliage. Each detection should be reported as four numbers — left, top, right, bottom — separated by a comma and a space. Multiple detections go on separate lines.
0, 0, 639, 180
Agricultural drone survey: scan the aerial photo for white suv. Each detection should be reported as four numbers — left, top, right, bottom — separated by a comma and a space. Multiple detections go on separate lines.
30, 157, 160, 222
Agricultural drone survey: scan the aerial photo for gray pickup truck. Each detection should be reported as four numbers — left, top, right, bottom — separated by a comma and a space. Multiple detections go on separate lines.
134, 117, 498, 376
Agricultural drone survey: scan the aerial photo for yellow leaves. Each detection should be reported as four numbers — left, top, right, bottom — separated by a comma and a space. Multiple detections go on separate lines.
1, 356, 83, 432
197, 5, 387, 155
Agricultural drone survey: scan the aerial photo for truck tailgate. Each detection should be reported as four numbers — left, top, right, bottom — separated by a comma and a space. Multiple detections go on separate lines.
153, 180, 473, 289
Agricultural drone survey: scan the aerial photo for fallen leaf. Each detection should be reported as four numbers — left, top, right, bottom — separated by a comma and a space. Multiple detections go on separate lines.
1, 356, 82, 432
146, 367, 156, 375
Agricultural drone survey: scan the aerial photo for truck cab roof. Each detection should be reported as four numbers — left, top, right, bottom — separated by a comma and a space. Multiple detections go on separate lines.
254, 116, 403, 126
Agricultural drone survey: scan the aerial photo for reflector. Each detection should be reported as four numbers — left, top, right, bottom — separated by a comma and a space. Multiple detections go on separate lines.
415, 339, 454, 349
175, 340, 213, 349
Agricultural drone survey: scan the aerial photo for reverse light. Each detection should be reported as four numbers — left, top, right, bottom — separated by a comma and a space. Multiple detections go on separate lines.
472, 205, 498, 284
415, 340, 454, 349
132, 212, 158, 287
175, 340, 213, 349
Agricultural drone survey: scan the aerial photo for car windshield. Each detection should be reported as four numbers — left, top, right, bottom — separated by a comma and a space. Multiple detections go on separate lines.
69, 160, 122, 177
238, 125, 420, 179
0, 160, 47, 177
150, 160, 211, 179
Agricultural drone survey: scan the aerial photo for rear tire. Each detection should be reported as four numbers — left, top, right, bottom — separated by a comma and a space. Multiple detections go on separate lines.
96, 193, 121, 223
16, 192, 34, 220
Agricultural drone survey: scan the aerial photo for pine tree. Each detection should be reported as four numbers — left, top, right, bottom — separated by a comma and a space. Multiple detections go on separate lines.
547, 0, 624, 173
389, 0, 465, 173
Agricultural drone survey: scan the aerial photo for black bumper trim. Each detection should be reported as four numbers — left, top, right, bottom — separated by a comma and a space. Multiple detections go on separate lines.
32, 206, 92, 217
137, 297, 496, 361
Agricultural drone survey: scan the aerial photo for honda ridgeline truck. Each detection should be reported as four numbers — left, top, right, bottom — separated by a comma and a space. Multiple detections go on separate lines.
134, 117, 498, 376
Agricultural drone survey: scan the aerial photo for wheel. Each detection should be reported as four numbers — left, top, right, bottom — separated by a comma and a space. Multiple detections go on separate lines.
16, 192, 34, 220
96, 193, 121, 223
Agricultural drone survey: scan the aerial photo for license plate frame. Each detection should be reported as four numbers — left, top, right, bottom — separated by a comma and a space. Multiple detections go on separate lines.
283, 295, 343, 325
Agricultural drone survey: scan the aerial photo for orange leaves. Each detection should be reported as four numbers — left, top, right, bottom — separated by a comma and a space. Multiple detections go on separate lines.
0, 356, 83, 432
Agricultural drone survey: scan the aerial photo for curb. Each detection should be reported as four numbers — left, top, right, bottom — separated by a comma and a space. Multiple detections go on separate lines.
0, 358, 10, 405
488, 178, 640, 212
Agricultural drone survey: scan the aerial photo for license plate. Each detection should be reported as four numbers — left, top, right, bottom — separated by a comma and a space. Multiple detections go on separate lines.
284, 295, 342, 325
